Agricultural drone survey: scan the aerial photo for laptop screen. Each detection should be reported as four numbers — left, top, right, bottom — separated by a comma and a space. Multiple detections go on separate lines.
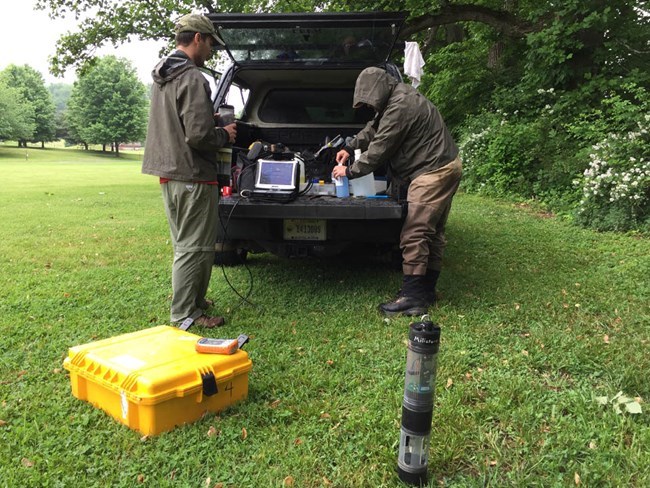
255, 160, 298, 190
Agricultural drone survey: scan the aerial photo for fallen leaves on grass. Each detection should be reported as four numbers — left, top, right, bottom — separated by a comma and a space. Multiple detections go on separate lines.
137, 474, 145, 483
603, 335, 610, 344
574, 472, 581, 485
269, 399, 281, 409
21, 458, 34, 468
241, 427, 248, 440
446, 378, 453, 389
283, 476, 294, 486
207, 426, 220, 437
0, 420, 7, 427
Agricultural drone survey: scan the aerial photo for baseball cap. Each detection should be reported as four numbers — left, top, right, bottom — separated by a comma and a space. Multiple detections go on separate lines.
175, 13, 224, 46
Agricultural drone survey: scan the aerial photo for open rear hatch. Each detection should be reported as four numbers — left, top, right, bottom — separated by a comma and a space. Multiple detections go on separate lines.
209, 11, 407, 66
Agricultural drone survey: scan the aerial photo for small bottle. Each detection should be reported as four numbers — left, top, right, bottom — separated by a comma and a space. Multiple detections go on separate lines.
333, 164, 350, 198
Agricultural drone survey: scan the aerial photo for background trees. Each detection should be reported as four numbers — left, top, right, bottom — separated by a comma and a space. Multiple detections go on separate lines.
0, 65, 56, 147
66, 56, 148, 154
48, 83, 73, 141
0, 81, 36, 143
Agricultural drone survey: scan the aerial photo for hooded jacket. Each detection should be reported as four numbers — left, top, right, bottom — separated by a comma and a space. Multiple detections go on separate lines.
142, 50, 229, 181
347, 67, 458, 183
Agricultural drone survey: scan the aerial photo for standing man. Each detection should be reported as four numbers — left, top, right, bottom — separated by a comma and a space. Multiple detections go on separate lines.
143, 14, 236, 329
333, 67, 462, 317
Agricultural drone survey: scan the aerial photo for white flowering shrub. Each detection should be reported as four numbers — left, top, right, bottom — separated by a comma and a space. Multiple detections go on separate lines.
459, 123, 493, 194
574, 116, 650, 231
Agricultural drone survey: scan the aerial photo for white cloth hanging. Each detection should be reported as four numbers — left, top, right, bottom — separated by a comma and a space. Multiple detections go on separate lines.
404, 41, 425, 88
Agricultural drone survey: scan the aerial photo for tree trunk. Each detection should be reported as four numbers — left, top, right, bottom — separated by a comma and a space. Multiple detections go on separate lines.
446, 24, 464, 43
115, 142, 120, 156
102, 143, 106, 152
41, 141, 45, 149
488, 41, 505, 69
84, 143, 88, 150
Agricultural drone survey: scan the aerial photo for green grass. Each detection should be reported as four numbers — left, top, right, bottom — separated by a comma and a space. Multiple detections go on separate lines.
1, 145, 648, 487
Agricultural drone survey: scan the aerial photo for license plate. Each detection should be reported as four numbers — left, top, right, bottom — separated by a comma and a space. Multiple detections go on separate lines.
283, 219, 326, 241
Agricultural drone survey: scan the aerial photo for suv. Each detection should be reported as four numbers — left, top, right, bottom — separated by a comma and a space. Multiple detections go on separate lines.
208, 12, 408, 262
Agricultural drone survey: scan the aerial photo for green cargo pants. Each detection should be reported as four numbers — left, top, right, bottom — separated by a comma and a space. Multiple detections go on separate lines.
161, 181, 219, 323
400, 157, 462, 275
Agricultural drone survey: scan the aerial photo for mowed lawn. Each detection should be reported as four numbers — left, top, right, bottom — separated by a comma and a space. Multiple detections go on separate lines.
0, 145, 648, 487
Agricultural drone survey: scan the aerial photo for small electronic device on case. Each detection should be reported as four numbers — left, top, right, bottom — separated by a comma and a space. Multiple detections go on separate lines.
195, 334, 250, 354
195, 338, 238, 355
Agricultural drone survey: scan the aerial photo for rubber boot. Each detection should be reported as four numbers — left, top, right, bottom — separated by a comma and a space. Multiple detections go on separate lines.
379, 275, 429, 317
424, 269, 440, 305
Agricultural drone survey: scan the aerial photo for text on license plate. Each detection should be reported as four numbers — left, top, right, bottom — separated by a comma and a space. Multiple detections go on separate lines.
283, 219, 326, 241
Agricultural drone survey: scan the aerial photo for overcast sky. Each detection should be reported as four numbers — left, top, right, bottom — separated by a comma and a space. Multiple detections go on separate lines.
0, 0, 165, 85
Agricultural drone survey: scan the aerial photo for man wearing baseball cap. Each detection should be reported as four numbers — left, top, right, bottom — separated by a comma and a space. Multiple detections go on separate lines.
142, 13, 236, 330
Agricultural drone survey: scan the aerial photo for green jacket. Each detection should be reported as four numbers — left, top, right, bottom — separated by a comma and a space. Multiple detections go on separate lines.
347, 67, 458, 183
142, 50, 229, 181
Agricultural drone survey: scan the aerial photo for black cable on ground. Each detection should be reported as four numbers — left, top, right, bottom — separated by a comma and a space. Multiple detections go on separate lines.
217, 196, 261, 312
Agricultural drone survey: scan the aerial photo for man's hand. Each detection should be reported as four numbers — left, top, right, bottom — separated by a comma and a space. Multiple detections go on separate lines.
332, 165, 348, 178
223, 123, 237, 144
335, 149, 350, 165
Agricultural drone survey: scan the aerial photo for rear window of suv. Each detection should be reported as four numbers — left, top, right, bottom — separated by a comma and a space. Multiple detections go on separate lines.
258, 89, 374, 124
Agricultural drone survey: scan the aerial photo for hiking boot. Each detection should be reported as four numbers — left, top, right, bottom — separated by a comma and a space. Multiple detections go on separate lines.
194, 314, 225, 328
379, 295, 429, 317
379, 275, 430, 317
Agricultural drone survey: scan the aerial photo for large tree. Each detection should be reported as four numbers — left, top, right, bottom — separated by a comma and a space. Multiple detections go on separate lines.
66, 56, 148, 155
35, 0, 552, 76
0, 81, 36, 143
0, 65, 56, 148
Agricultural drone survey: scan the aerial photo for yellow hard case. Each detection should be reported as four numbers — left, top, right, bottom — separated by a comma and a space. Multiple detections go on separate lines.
63, 325, 252, 435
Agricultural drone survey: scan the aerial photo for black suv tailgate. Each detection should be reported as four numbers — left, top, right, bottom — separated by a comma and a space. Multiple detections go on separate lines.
219, 195, 405, 220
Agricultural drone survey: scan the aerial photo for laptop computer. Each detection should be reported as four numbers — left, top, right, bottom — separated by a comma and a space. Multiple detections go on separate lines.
250, 159, 300, 201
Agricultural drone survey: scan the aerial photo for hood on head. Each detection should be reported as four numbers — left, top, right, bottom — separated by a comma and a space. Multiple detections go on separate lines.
151, 51, 195, 85
352, 67, 398, 113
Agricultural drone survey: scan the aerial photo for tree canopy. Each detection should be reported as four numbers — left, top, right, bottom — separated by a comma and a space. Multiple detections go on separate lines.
66, 56, 148, 154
